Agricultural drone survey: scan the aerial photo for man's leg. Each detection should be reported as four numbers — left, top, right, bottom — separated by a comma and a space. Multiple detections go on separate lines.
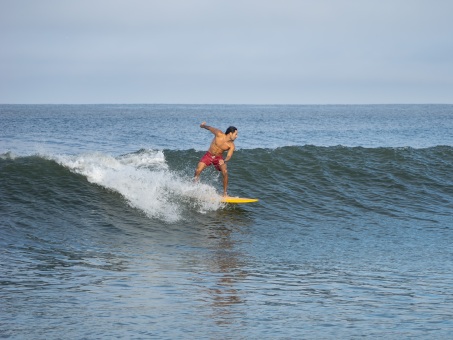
219, 163, 228, 196
194, 162, 207, 181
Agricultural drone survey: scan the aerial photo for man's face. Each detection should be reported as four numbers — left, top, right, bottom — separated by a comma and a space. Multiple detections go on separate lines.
230, 130, 238, 141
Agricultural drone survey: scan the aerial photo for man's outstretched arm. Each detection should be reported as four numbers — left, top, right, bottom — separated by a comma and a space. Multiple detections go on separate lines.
200, 122, 222, 135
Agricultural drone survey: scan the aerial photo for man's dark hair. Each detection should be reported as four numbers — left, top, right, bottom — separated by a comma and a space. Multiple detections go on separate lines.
225, 126, 237, 135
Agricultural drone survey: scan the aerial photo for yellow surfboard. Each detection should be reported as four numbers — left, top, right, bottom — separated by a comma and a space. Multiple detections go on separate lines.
220, 197, 259, 204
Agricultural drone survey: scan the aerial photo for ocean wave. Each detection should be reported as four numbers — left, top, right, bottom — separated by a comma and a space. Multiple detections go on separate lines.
1, 150, 223, 223
2, 146, 452, 224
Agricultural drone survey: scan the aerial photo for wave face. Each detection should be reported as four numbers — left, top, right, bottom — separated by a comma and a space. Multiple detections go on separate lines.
3, 145, 452, 225
220, 145, 453, 224
1, 150, 222, 225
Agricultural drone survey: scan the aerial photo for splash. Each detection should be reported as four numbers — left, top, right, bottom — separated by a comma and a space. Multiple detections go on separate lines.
53, 150, 222, 222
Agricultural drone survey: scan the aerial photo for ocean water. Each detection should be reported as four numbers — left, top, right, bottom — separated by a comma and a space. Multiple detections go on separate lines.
1, 104, 453, 339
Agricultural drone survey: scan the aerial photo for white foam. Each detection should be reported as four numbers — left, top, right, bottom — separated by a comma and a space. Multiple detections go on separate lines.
53, 150, 222, 222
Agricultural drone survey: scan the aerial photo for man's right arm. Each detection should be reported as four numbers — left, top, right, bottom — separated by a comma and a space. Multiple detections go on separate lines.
200, 122, 221, 135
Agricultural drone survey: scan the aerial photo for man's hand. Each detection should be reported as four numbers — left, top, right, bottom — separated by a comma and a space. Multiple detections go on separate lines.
200, 122, 207, 128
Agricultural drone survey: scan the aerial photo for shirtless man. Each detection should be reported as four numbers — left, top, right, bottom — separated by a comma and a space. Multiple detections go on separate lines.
194, 122, 238, 196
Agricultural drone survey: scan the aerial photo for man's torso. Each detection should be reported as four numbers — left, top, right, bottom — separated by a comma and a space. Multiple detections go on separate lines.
208, 134, 232, 156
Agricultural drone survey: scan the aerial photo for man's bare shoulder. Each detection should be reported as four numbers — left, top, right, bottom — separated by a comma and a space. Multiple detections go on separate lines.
214, 129, 225, 137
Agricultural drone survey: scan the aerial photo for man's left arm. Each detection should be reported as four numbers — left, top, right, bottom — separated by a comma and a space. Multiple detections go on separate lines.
224, 144, 235, 162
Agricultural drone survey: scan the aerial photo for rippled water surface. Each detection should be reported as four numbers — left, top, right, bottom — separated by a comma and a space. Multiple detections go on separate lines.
1, 104, 453, 338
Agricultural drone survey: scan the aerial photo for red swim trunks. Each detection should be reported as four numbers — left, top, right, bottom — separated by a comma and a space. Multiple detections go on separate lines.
200, 151, 224, 171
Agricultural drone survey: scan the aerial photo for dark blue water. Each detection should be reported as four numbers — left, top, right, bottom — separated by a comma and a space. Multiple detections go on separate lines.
1, 104, 453, 338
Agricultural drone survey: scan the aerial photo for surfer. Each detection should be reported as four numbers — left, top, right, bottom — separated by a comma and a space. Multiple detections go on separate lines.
194, 122, 238, 196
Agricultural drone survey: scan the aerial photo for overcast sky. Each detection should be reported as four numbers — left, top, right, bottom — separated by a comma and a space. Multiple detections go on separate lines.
1, 0, 452, 104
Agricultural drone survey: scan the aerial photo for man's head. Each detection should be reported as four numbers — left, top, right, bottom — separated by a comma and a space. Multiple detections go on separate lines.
225, 126, 238, 140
